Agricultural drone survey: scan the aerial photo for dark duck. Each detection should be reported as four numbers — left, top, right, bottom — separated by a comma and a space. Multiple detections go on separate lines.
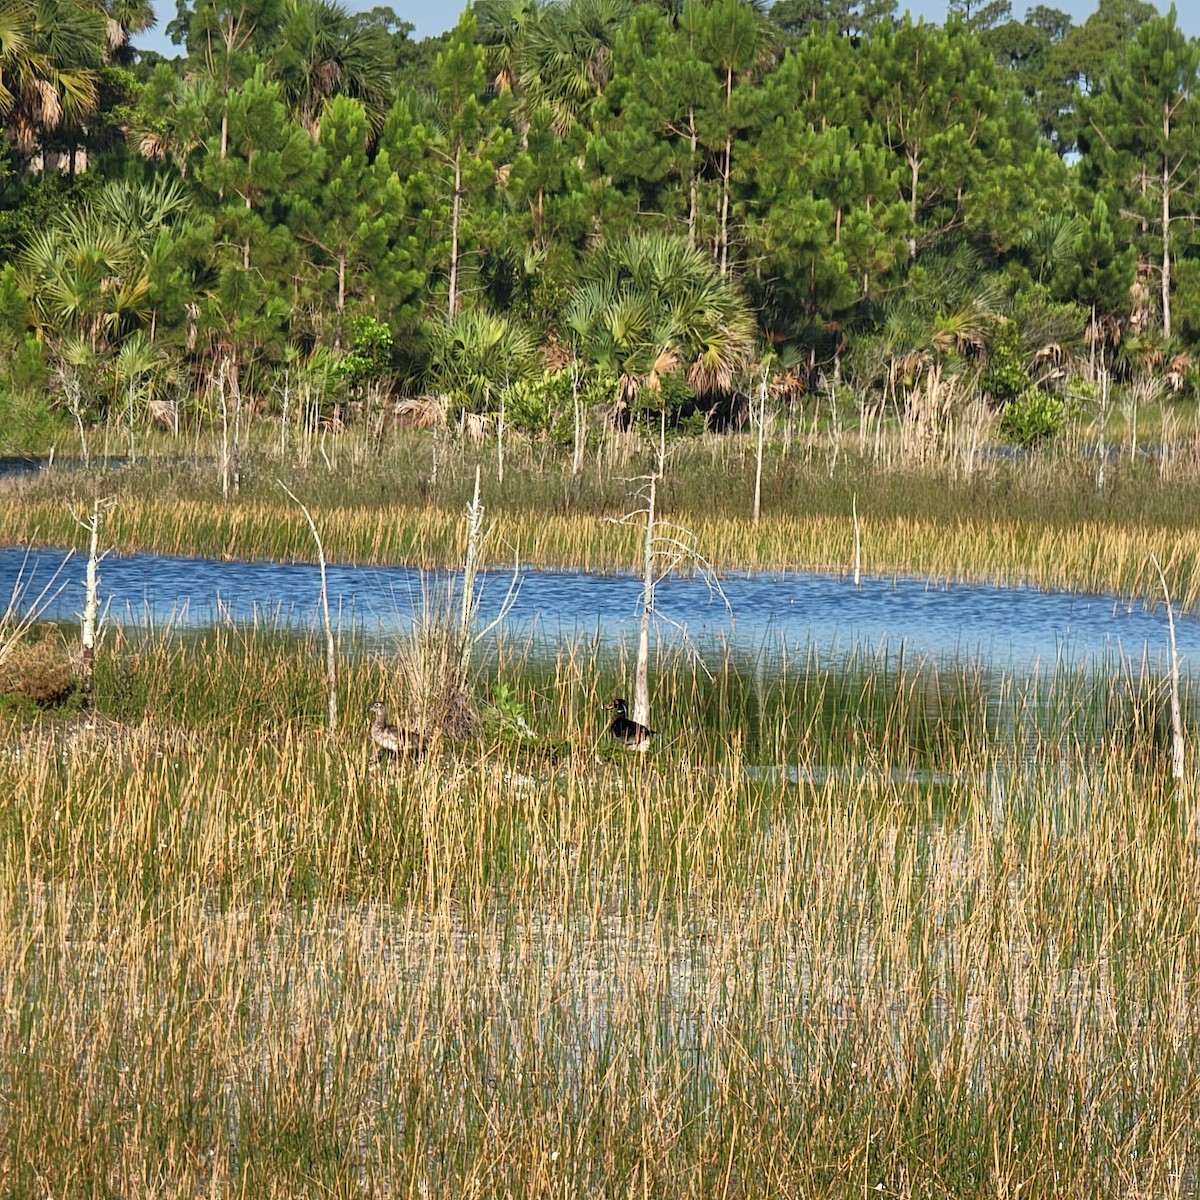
607, 697, 654, 750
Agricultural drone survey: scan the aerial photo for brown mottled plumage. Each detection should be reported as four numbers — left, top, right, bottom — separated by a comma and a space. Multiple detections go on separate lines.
368, 701, 424, 756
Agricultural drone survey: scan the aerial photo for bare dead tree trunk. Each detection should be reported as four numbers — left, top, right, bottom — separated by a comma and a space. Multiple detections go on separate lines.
218, 359, 230, 500
688, 109, 698, 245
63, 370, 89, 468
336, 251, 347, 348
753, 370, 767, 525
634, 469, 655, 732
1161, 148, 1172, 340
280, 368, 291, 459
75, 498, 110, 706
461, 464, 483, 669
718, 68, 733, 277
719, 130, 732, 278
1096, 366, 1110, 493
496, 385, 505, 486
633, 419, 665, 731
852, 493, 862, 589
572, 363, 585, 477
1152, 554, 1185, 781
448, 143, 463, 318
231, 359, 242, 495
279, 483, 338, 738
908, 153, 920, 260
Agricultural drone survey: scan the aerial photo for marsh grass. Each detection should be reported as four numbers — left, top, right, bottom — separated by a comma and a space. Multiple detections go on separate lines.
6, 440, 1200, 608
2, 625, 1200, 1195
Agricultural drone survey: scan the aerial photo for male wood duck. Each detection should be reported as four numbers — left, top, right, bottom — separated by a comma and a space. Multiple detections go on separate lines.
607, 697, 654, 750
368, 700, 423, 756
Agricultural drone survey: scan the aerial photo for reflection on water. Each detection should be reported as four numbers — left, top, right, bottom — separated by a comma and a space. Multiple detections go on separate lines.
1, 543, 1195, 672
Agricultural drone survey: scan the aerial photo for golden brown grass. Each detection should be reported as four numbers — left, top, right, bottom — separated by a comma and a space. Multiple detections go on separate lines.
0, 626, 1198, 1195
3, 492, 1200, 611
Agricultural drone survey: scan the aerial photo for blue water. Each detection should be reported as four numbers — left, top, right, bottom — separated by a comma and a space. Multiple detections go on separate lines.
0, 544, 1193, 672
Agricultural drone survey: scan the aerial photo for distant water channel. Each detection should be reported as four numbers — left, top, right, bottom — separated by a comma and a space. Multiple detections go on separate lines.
3, 544, 1196, 674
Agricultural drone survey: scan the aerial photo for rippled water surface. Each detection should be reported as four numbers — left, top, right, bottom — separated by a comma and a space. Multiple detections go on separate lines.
1, 544, 1194, 671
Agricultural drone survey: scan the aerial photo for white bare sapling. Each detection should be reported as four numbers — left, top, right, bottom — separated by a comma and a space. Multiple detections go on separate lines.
71, 498, 113, 700
609, 414, 730, 732
1151, 554, 1185, 781
279, 482, 338, 737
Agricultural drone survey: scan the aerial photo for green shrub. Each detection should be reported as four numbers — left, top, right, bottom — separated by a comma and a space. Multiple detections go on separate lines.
984, 319, 1029, 402
505, 376, 554, 435
0, 384, 65, 453
632, 371, 693, 428
999, 387, 1067, 448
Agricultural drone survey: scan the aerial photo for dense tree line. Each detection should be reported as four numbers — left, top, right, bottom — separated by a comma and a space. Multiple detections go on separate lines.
0, 0, 1198, 442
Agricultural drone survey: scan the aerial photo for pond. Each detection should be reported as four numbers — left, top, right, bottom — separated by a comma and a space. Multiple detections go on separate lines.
2, 544, 1193, 673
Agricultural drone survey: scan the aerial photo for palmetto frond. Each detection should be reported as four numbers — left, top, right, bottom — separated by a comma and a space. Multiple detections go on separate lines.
874, 237, 1006, 373
0, 0, 104, 150
426, 307, 539, 413
1019, 212, 1085, 284
567, 232, 754, 396
931, 302, 995, 356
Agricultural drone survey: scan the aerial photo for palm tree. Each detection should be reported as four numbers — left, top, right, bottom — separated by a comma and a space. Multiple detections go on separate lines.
0, 0, 106, 158
518, 0, 635, 133
565, 231, 755, 414
101, 0, 155, 66
269, 0, 394, 135
425, 307, 540, 417
17, 176, 190, 353
474, 0, 540, 94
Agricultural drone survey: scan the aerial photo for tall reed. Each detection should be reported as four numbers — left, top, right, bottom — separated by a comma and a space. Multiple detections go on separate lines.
1, 626, 1198, 1194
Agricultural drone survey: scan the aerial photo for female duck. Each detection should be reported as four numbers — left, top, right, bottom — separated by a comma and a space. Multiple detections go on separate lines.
368, 700, 423, 756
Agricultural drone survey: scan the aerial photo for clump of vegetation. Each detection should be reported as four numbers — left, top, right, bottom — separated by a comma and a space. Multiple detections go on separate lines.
1000, 387, 1070, 448
393, 598, 479, 739
0, 625, 75, 707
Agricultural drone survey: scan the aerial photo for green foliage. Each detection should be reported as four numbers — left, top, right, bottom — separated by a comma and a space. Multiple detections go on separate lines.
1078, 9, 1200, 341
6, 0, 1200, 437
504, 364, 620, 439
0, 265, 28, 342
984, 320, 1030, 402
0, 173, 104, 261
0, 382, 65, 452
630, 371, 694, 427
425, 308, 539, 414
504, 376, 554, 435
999, 387, 1068, 447
9, 336, 49, 397
334, 316, 394, 392
566, 232, 754, 396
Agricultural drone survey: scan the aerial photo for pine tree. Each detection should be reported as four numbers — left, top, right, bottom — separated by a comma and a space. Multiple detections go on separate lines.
1079, 7, 1200, 339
